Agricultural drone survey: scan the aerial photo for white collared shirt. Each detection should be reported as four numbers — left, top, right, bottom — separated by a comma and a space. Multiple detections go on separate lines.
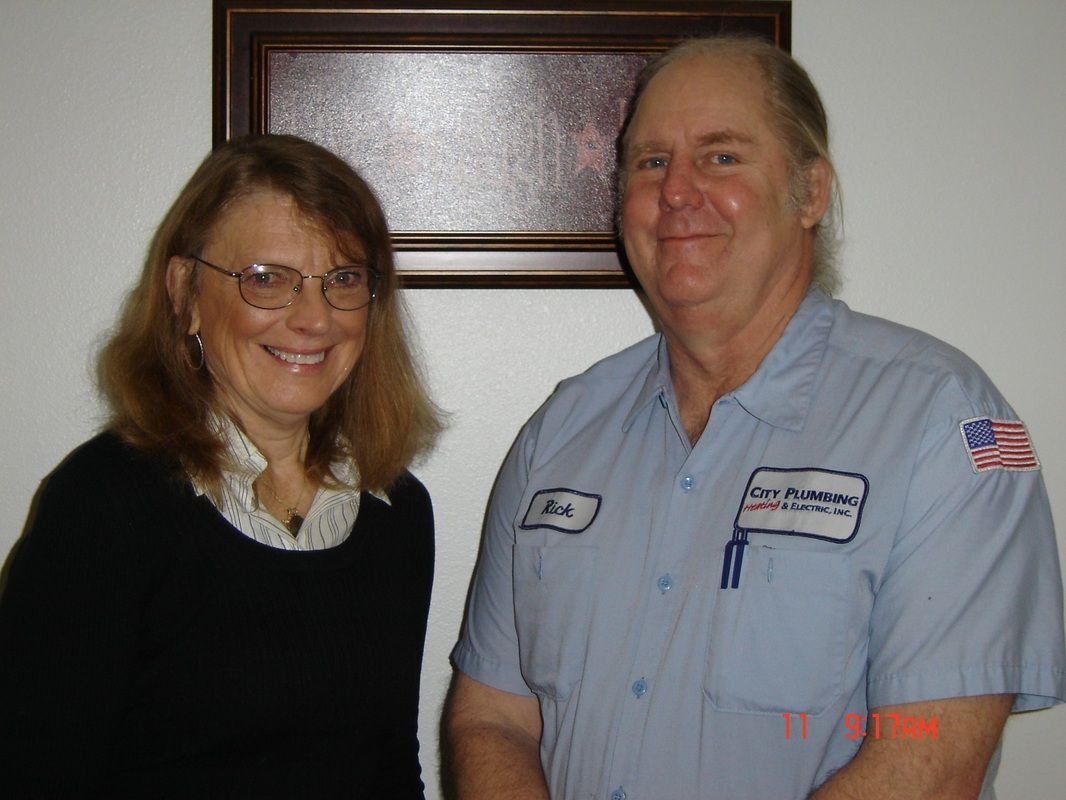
194, 417, 372, 551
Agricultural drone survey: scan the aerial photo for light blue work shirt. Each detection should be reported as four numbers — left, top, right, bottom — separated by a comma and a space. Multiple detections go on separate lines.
452, 290, 1065, 800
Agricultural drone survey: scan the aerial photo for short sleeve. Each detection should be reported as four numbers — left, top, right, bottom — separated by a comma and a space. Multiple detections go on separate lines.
867, 380, 1065, 711
450, 418, 539, 697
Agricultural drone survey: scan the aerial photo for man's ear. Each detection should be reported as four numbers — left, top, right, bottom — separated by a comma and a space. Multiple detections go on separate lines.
165, 255, 201, 334
799, 156, 833, 229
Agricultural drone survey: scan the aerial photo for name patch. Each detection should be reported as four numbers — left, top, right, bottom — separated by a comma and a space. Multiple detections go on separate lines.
735, 467, 869, 543
520, 488, 601, 534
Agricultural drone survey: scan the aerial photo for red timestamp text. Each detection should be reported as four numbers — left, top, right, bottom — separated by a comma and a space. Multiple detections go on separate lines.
781, 712, 809, 740
781, 712, 939, 741
844, 712, 938, 740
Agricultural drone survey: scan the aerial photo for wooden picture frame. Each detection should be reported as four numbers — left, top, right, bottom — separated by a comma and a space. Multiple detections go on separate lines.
214, 1, 791, 287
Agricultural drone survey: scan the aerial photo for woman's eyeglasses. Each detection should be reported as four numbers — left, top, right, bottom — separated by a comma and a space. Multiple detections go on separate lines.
189, 256, 379, 311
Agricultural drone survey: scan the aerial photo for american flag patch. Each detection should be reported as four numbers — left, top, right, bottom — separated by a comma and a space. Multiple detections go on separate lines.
960, 417, 1040, 473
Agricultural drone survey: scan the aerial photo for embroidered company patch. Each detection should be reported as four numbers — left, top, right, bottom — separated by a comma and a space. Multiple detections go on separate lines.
520, 488, 601, 534
960, 417, 1040, 473
735, 467, 869, 543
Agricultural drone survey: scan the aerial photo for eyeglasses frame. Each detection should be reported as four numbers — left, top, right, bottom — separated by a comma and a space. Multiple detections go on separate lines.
188, 255, 380, 311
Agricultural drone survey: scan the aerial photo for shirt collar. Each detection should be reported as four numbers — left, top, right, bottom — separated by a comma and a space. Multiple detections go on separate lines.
207, 416, 265, 513
622, 335, 673, 432
196, 415, 387, 507
622, 289, 835, 433
731, 289, 834, 431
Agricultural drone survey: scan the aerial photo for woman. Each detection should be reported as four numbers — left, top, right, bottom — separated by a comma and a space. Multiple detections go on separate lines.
0, 135, 441, 796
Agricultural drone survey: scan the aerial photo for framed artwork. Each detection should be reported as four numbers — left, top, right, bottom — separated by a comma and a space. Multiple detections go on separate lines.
214, 1, 791, 286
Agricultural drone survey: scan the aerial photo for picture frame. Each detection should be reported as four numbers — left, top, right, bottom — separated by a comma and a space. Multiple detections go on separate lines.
214, 1, 791, 287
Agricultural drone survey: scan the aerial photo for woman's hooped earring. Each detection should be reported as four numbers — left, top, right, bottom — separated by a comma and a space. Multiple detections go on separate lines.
191, 332, 205, 370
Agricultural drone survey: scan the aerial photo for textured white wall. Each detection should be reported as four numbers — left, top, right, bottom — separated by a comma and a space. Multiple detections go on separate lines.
1, 1, 1063, 797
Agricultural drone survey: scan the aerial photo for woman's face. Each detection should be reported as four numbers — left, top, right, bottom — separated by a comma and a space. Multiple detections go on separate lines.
179, 190, 369, 440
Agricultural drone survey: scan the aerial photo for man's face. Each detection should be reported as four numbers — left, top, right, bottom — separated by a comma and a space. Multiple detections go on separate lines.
621, 55, 823, 336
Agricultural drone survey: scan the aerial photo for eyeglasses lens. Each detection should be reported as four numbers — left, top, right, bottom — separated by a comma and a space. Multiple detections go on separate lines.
323, 268, 374, 310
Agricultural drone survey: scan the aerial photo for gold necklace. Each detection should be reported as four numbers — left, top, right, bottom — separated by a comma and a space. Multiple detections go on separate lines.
257, 474, 307, 536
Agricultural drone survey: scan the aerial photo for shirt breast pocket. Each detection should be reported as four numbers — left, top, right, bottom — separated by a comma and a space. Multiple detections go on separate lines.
512, 543, 596, 701
704, 545, 853, 715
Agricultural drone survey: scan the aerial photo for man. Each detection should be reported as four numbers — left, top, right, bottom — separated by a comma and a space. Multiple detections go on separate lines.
444, 36, 1065, 799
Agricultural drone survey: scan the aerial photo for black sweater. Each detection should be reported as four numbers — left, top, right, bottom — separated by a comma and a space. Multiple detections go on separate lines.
0, 432, 433, 798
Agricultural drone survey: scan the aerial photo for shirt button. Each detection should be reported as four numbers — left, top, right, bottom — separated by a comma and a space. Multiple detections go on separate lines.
657, 574, 673, 593
611, 789, 626, 800
632, 678, 648, 697
681, 474, 695, 492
